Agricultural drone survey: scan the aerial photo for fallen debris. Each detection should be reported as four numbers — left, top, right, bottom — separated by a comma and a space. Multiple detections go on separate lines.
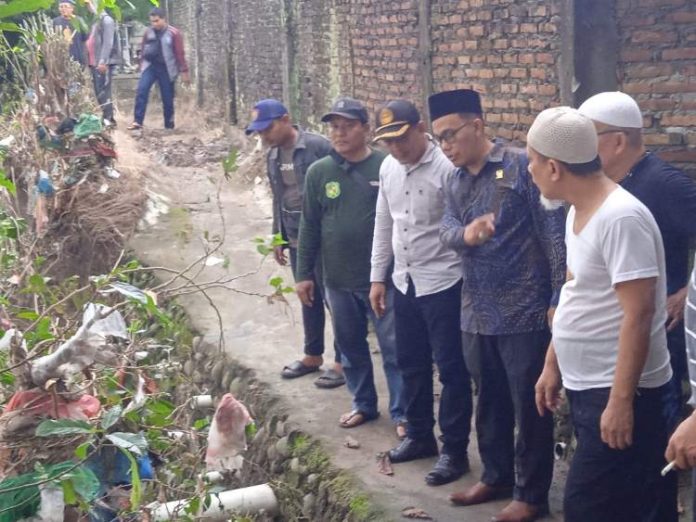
376, 451, 394, 476
401, 506, 433, 520
344, 435, 360, 449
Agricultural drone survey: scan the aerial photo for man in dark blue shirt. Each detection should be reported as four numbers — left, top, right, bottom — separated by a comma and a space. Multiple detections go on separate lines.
52, 0, 87, 66
580, 91, 696, 434
431, 89, 566, 522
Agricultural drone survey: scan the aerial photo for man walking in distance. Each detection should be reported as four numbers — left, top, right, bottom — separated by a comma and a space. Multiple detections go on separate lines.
245, 99, 344, 389
369, 99, 472, 485
296, 97, 405, 433
530, 107, 676, 522
86, 0, 120, 126
53, 0, 88, 67
578, 91, 696, 435
433, 89, 565, 522
127, 8, 189, 131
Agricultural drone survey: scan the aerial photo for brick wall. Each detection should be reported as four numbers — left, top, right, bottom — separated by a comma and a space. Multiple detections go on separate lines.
431, 0, 562, 143
168, 0, 695, 174
617, 0, 696, 175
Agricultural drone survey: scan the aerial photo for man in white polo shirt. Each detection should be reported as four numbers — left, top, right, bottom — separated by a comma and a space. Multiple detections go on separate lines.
528, 107, 676, 522
369, 99, 473, 487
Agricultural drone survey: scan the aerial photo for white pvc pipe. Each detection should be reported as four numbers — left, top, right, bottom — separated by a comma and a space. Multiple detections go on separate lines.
191, 395, 214, 409
149, 484, 279, 520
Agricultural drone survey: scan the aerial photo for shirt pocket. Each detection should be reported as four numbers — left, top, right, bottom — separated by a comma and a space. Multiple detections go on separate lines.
413, 182, 445, 225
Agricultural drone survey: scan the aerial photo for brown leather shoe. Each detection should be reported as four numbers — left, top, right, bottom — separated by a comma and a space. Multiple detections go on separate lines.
492, 500, 544, 522
449, 481, 512, 506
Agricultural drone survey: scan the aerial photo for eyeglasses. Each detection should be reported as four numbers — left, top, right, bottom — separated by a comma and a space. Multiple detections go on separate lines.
433, 122, 474, 145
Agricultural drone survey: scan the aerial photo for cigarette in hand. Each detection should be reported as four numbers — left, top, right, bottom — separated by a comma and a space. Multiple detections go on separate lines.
661, 461, 676, 476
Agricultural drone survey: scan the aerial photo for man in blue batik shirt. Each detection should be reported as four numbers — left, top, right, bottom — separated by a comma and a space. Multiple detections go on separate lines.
430, 89, 566, 522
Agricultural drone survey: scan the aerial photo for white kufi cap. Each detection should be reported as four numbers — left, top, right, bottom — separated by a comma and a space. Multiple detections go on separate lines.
578, 91, 643, 129
527, 107, 598, 164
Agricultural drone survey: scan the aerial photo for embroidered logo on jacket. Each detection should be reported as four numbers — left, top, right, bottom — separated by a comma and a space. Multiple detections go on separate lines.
325, 181, 341, 199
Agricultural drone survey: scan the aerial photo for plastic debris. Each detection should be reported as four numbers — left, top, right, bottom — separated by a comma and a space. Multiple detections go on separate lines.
73, 113, 103, 139
205, 394, 253, 471
4, 389, 101, 420
31, 303, 127, 387
36, 171, 55, 196
0, 136, 15, 150
205, 256, 225, 267
103, 166, 121, 179
100, 282, 147, 304
0, 329, 25, 352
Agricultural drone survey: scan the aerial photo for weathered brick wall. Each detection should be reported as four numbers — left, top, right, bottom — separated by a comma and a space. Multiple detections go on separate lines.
169, 0, 695, 173
431, 0, 562, 143
347, 1, 422, 115
617, 0, 696, 175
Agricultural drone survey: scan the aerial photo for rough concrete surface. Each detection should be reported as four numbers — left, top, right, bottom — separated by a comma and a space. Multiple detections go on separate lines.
117, 106, 571, 521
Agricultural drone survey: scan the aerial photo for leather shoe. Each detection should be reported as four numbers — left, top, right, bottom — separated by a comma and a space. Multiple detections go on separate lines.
449, 481, 513, 506
387, 437, 438, 463
493, 500, 545, 522
425, 453, 469, 486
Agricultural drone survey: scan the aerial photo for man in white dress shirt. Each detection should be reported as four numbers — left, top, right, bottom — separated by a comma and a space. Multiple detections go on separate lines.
369, 100, 473, 486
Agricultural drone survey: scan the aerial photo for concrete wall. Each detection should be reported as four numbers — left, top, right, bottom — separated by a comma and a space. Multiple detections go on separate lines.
167, 0, 696, 174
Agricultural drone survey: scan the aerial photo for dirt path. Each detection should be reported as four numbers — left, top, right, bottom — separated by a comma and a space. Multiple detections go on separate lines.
115, 113, 567, 521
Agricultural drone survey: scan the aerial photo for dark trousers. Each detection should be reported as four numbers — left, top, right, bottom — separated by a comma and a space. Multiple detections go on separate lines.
564, 386, 677, 522
91, 65, 114, 122
288, 247, 339, 363
395, 279, 472, 457
134, 63, 175, 129
462, 330, 554, 505
662, 321, 687, 433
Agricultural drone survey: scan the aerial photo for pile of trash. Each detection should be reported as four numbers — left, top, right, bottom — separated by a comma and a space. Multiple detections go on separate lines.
0, 22, 145, 280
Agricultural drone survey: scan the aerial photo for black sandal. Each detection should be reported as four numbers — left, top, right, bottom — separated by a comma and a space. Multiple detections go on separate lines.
314, 369, 346, 389
281, 360, 321, 379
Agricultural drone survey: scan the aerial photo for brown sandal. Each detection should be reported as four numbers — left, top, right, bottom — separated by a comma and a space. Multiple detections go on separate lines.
339, 410, 378, 428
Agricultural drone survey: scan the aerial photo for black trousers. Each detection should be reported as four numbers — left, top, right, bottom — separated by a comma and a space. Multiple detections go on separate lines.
91, 65, 114, 122
565, 385, 677, 522
394, 279, 472, 457
289, 247, 340, 363
462, 330, 554, 505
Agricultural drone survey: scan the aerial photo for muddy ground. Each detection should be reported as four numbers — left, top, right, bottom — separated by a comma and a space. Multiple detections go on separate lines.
113, 96, 692, 521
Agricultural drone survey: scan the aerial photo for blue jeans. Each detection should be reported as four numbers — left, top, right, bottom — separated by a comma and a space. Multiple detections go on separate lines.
462, 330, 554, 505
565, 386, 677, 522
134, 63, 176, 128
324, 285, 404, 422
395, 279, 472, 457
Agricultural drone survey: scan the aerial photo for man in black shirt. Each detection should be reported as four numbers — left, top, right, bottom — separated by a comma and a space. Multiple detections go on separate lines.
580, 91, 696, 439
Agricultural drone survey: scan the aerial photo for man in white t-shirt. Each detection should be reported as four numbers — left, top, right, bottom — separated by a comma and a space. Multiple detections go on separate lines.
527, 107, 676, 522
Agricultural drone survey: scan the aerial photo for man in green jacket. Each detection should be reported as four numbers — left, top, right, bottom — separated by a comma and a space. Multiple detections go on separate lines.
295, 97, 405, 434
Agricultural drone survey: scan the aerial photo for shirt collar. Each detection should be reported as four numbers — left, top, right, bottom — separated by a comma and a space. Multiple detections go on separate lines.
269, 125, 304, 160
457, 139, 505, 177
403, 137, 437, 174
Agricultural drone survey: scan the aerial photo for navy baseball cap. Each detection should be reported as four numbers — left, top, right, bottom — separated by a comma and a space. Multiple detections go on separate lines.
373, 100, 421, 141
245, 99, 288, 135
321, 97, 369, 124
